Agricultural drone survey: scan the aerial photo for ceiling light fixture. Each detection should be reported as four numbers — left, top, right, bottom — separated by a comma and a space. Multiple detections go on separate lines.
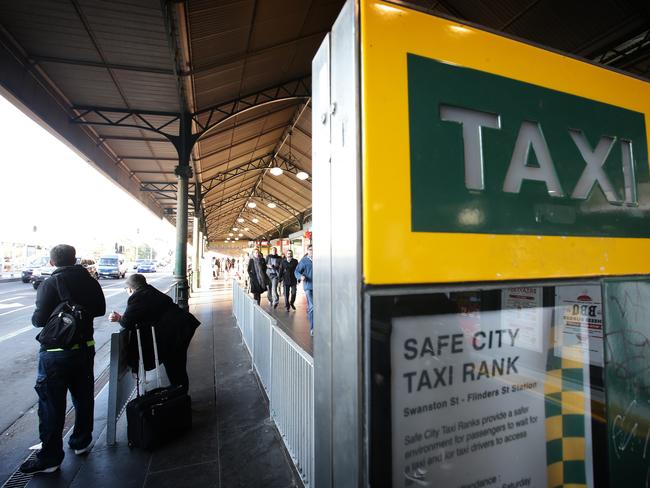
234, 238, 239, 241
267, 202, 277, 208
270, 167, 284, 176
229, 233, 233, 236
248, 202, 257, 208
296, 171, 309, 180
238, 233, 243, 237
237, 218, 245, 223
244, 227, 249, 231
252, 218, 259, 223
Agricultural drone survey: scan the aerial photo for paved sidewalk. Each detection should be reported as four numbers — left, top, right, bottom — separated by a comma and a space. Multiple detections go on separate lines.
22, 281, 302, 488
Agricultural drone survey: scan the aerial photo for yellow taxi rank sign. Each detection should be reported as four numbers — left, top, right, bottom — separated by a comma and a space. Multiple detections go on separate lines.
361, 0, 650, 285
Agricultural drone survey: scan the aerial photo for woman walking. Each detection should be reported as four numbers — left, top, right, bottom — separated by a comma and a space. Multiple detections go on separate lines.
247, 249, 267, 305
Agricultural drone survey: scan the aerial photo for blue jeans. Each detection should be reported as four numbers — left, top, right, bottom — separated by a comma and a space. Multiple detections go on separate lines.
35, 348, 95, 464
268, 277, 279, 305
305, 289, 314, 331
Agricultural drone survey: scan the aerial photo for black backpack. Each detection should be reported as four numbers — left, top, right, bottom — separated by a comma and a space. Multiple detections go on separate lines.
36, 278, 88, 349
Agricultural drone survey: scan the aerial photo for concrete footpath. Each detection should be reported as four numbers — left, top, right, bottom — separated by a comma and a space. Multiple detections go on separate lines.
6, 281, 302, 488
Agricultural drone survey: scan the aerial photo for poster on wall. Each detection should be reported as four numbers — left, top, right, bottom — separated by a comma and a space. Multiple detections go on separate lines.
501, 287, 544, 352
554, 285, 604, 366
390, 312, 549, 487
388, 298, 597, 488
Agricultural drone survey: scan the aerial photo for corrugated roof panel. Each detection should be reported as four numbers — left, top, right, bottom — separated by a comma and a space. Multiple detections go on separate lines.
78, 0, 173, 69
505, 2, 635, 52
108, 140, 177, 158
286, 35, 328, 76
189, 0, 253, 42
241, 48, 295, 81
38, 63, 124, 107
249, 0, 310, 51
0, 0, 98, 61
262, 178, 311, 206
113, 70, 179, 112
299, 0, 345, 36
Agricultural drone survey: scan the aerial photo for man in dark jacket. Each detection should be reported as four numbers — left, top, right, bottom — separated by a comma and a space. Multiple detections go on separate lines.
279, 249, 299, 311
109, 274, 199, 392
21, 245, 105, 474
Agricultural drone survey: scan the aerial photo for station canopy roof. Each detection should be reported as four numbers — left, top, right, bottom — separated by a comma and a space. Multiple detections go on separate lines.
0, 0, 648, 243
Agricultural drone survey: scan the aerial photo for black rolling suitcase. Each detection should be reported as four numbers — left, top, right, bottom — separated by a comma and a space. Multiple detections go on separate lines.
126, 326, 192, 449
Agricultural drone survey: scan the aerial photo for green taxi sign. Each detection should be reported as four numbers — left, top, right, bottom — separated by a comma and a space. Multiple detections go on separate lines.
408, 54, 650, 237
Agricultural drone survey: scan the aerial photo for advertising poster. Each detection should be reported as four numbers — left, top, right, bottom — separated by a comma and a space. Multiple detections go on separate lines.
554, 285, 603, 366
501, 287, 544, 352
391, 311, 548, 488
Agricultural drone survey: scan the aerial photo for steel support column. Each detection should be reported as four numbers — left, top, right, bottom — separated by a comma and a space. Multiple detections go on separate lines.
173, 113, 194, 310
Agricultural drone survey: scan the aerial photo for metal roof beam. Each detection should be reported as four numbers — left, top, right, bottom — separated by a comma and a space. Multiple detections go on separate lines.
202, 187, 302, 216
30, 55, 175, 75
193, 77, 310, 136
99, 135, 169, 143
118, 156, 177, 161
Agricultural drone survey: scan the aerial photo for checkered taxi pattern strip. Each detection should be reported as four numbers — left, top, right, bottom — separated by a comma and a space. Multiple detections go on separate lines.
545, 347, 588, 488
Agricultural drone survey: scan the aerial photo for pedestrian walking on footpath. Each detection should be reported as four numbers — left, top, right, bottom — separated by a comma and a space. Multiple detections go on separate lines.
21, 244, 106, 474
295, 244, 313, 335
266, 247, 282, 308
247, 249, 268, 305
279, 249, 299, 311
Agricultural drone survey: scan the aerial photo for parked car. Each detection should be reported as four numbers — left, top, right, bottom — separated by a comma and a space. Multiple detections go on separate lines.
31, 257, 99, 289
137, 260, 157, 273
132, 258, 146, 270
98, 253, 128, 279
21, 256, 50, 283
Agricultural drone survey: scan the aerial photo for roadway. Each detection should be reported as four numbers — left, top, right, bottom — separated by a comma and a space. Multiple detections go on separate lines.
0, 271, 176, 435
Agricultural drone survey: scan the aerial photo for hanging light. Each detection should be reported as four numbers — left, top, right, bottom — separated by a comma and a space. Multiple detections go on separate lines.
248, 202, 257, 208
252, 218, 259, 224
267, 202, 277, 208
244, 227, 249, 231
270, 167, 284, 176
238, 233, 243, 237
296, 171, 309, 180
237, 218, 245, 223
233, 227, 238, 231
229, 233, 233, 236
235, 237, 239, 241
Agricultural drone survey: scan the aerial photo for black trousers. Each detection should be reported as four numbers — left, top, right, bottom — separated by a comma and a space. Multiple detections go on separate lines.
164, 348, 189, 391
283, 283, 297, 308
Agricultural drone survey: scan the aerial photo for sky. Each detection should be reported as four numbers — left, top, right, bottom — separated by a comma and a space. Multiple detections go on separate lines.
0, 94, 175, 258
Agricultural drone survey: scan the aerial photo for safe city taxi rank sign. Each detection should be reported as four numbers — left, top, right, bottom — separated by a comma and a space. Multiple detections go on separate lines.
361, 0, 650, 285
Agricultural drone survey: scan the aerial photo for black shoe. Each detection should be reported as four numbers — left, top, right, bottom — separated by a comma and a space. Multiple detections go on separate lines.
285, 306, 290, 311
290, 304, 296, 310
19, 457, 61, 474
274, 302, 279, 309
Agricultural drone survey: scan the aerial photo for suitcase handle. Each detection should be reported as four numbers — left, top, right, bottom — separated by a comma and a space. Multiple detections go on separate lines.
135, 325, 162, 395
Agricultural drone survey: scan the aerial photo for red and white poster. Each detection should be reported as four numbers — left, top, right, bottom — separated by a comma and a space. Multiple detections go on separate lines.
554, 285, 603, 366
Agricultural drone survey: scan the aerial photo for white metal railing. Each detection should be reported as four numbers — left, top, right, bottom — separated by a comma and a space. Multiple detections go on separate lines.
231, 280, 315, 487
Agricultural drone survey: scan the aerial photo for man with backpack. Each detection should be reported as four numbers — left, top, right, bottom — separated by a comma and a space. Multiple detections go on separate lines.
21, 244, 106, 474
